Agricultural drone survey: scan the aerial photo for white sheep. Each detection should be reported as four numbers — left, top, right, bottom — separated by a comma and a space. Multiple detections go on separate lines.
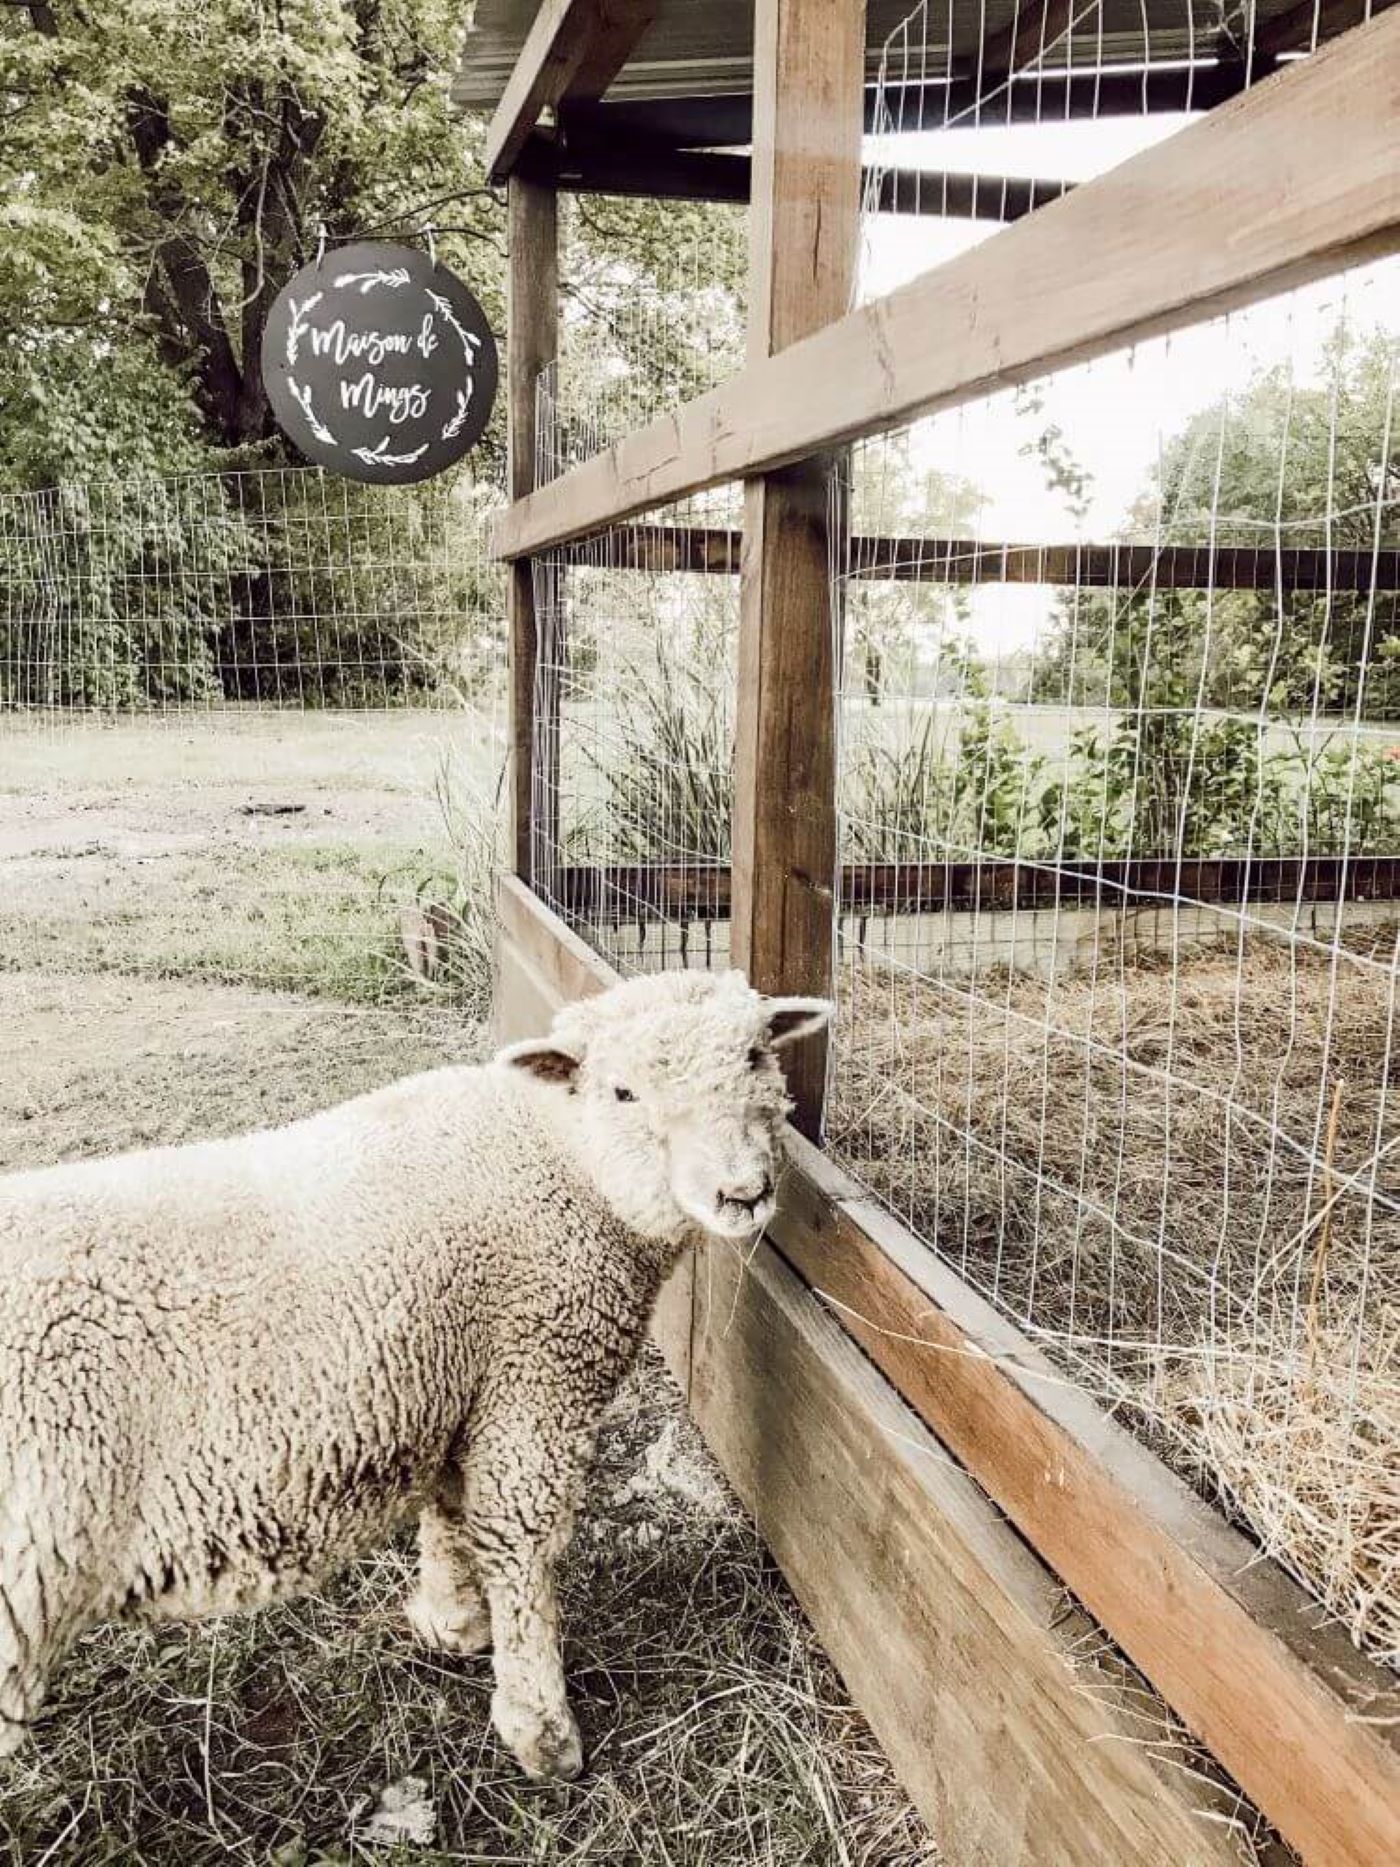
0, 968, 829, 1781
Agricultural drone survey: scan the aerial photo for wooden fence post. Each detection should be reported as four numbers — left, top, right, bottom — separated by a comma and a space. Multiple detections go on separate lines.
507, 174, 558, 881
731, 0, 867, 1136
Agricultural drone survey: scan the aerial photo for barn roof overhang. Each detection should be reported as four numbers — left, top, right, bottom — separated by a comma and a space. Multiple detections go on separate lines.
453, 0, 1330, 142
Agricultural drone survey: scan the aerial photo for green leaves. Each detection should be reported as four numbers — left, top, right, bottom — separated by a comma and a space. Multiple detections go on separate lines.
0, 0, 498, 472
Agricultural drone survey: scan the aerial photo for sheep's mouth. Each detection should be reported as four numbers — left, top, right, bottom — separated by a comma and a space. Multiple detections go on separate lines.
709, 1194, 776, 1238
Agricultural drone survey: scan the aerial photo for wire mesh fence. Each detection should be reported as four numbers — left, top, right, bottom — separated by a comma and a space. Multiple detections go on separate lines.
527, 491, 742, 973
0, 468, 508, 1028
823, 0, 1400, 1670
524, 0, 1400, 1681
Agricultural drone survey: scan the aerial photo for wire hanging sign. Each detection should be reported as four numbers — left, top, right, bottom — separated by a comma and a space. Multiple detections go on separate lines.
262, 236, 498, 484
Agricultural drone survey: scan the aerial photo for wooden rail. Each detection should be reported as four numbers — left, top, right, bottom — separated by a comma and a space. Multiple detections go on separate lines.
506, 177, 558, 879
484, 0, 658, 181
727, 0, 865, 1138
558, 525, 1400, 591
558, 58, 1266, 145
517, 135, 1074, 219
494, 15, 1400, 562
553, 857, 1400, 924
496, 875, 1400, 1864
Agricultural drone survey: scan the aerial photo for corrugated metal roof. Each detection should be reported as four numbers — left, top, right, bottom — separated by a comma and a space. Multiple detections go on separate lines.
452, 0, 1275, 112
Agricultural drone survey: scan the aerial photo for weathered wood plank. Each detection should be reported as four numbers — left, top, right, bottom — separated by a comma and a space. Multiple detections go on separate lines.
484, 0, 658, 183
1256, 0, 1395, 57
560, 59, 1261, 145
505, 176, 557, 880
688, 1227, 1237, 1865
769, 1131, 1400, 1867
496, 14, 1400, 560
560, 524, 1400, 591
550, 855, 1400, 924
518, 133, 1072, 220
730, 0, 866, 1139
977, 0, 1076, 79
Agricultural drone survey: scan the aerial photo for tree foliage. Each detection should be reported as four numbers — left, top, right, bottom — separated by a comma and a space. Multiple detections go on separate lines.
1, 0, 501, 473
0, 2, 752, 706
1032, 330, 1400, 721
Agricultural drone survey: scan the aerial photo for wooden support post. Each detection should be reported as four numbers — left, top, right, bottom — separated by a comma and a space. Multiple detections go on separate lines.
506, 175, 558, 881
731, 0, 867, 1138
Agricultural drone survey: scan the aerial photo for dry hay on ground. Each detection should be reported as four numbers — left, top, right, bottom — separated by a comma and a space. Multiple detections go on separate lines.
830, 931, 1400, 1671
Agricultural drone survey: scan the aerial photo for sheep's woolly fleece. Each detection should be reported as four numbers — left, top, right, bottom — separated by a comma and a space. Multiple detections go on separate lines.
0, 966, 812, 1781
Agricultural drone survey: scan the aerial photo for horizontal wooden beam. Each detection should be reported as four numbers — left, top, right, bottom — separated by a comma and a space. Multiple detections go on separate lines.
552, 856, 1400, 925
495, 875, 1400, 1864
484, 0, 658, 183
559, 57, 1264, 147
848, 535, 1400, 590
977, 0, 1075, 80
495, 15, 1400, 561
520, 135, 1073, 219
774, 1132, 1400, 1867
563, 525, 1400, 591
1255, 0, 1394, 58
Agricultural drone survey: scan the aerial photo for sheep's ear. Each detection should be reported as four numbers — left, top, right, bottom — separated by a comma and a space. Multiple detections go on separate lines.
498, 1038, 580, 1088
764, 997, 833, 1049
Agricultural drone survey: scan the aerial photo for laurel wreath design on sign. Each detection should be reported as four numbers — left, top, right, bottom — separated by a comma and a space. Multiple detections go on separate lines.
283, 269, 479, 458
333, 268, 412, 292
352, 435, 430, 469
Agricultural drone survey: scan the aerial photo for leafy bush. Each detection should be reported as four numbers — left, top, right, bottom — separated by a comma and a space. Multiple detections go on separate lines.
0, 479, 259, 707
0, 471, 504, 711
583, 648, 733, 863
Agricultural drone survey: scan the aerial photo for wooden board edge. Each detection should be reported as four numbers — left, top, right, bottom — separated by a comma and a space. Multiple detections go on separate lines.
769, 1132, 1400, 1865
687, 1228, 1241, 1864
484, 0, 658, 182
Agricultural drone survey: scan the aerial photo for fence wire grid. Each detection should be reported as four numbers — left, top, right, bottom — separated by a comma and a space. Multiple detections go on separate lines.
523, 0, 1400, 1686
0, 468, 508, 1032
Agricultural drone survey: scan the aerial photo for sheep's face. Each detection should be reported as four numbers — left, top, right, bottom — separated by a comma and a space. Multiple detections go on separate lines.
500, 971, 831, 1241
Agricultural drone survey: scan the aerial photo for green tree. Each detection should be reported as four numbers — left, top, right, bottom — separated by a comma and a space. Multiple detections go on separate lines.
0, 1, 500, 473
1033, 329, 1400, 720
847, 432, 985, 706
0, 4, 753, 706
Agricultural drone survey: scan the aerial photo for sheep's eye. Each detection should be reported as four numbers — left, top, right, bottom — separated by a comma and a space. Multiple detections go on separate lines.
614, 1085, 636, 1104
747, 1046, 765, 1069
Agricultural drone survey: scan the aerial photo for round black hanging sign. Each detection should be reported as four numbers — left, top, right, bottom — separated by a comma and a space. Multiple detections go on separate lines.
262, 241, 498, 485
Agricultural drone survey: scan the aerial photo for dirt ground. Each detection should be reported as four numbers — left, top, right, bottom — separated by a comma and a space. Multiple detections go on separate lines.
0, 972, 477, 1168
0, 710, 497, 1003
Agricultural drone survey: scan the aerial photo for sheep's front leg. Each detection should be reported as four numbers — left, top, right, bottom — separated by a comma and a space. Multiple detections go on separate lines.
405, 1504, 492, 1656
464, 1411, 595, 1783
0, 1573, 54, 1760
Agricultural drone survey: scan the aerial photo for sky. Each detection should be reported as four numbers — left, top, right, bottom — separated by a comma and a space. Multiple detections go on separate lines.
855, 115, 1400, 656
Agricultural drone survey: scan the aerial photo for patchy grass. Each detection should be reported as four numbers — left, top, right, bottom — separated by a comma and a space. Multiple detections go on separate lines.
0, 1368, 931, 1867
0, 973, 479, 1169
0, 840, 427, 1003
0, 709, 506, 1009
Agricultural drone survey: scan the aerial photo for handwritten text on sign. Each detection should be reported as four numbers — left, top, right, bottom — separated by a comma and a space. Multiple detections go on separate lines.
262, 243, 499, 485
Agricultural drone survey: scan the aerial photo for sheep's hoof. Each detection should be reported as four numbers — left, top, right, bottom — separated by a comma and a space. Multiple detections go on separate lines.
0, 1718, 26, 1762
404, 1588, 492, 1656
492, 1690, 583, 1783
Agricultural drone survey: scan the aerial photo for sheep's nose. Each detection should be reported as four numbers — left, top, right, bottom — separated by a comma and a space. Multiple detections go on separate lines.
722, 1174, 774, 1213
